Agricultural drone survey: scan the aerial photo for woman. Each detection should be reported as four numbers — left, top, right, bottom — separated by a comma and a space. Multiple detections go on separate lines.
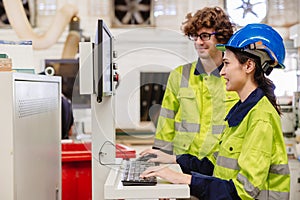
140, 24, 290, 200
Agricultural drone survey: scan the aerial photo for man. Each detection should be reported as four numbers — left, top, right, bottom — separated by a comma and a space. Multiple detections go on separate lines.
152, 7, 238, 159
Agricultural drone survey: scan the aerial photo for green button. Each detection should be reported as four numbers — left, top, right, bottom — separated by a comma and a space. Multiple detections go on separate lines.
0, 54, 8, 58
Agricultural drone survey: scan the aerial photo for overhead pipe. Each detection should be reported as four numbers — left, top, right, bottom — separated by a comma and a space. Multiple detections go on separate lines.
3, 0, 78, 50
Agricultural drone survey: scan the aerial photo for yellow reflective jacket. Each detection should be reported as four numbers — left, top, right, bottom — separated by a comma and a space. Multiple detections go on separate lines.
153, 60, 238, 159
211, 95, 290, 199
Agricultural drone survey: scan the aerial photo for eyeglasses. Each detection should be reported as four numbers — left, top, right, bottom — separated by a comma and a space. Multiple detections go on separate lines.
188, 32, 217, 41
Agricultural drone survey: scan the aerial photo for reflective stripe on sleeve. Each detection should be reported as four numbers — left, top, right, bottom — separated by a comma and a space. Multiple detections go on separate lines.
237, 173, 290, 199
159, 107, 175, 119
175, 121, 200, 133
269, 164, 290, 175
160, 108, 221, 134
237, 173, 260, 198
153, 138, 173, 154
256, 190, 290, 200
216, 156, 240, 170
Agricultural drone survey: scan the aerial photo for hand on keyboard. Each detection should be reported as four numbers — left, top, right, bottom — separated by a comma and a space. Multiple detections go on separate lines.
140, 164, 192, 185
136, 153, 157, 162
121, 160, 158, 186
139, 149, 176, 164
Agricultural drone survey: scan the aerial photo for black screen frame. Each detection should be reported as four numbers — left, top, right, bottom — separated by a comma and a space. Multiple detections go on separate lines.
94, 19, 113, 103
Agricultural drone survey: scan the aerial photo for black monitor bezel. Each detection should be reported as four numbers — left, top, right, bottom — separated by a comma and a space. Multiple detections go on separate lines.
94, 19, 113, 103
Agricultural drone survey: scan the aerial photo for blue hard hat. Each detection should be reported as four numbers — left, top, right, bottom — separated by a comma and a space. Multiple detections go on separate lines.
216, 23, 285, 70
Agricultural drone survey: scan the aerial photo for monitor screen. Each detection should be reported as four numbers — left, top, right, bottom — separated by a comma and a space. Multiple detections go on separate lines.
45, 59, 91, 109
94, 19, 114, 103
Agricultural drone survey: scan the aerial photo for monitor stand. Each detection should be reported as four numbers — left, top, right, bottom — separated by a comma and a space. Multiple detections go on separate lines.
91, 94, 116, 200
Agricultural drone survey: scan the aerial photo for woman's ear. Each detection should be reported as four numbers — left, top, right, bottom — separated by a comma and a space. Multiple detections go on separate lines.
245, 59, 256, 74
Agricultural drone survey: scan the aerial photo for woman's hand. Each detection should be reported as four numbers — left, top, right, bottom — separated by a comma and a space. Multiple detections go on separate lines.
140, 165, 191, 185
140, 149, 177, 164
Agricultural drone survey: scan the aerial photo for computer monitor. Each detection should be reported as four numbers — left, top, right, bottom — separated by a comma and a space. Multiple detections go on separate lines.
94, 19, 114, 103
45, 59, 91, 109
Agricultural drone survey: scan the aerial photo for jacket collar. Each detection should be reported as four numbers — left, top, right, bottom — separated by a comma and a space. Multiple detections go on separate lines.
194, 58, 223, 77
225, 88, 265, 127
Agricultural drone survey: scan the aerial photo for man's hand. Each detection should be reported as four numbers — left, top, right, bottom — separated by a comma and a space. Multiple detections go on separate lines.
140, 149, 177, 164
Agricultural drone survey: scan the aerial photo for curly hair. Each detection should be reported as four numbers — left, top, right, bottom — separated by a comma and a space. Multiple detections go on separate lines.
181, 6, 235, 44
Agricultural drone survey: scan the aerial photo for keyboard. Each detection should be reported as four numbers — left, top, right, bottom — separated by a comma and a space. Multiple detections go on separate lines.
121, 160, 158, 186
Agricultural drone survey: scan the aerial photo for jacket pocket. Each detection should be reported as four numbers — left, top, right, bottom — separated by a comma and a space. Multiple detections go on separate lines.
220, 137, 243, 159
177, 88, 199, 121
217, 137, 243, 171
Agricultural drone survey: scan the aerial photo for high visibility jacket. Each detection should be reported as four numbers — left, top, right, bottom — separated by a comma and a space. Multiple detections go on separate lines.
210, 90, 290, 199
153, 60, 238, 158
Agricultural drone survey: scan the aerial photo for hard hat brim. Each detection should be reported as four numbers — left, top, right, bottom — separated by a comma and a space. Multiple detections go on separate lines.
215, 44, 285, 69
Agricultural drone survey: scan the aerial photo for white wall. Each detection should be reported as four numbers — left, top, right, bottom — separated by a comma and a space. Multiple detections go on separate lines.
113, 28, 196, 130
